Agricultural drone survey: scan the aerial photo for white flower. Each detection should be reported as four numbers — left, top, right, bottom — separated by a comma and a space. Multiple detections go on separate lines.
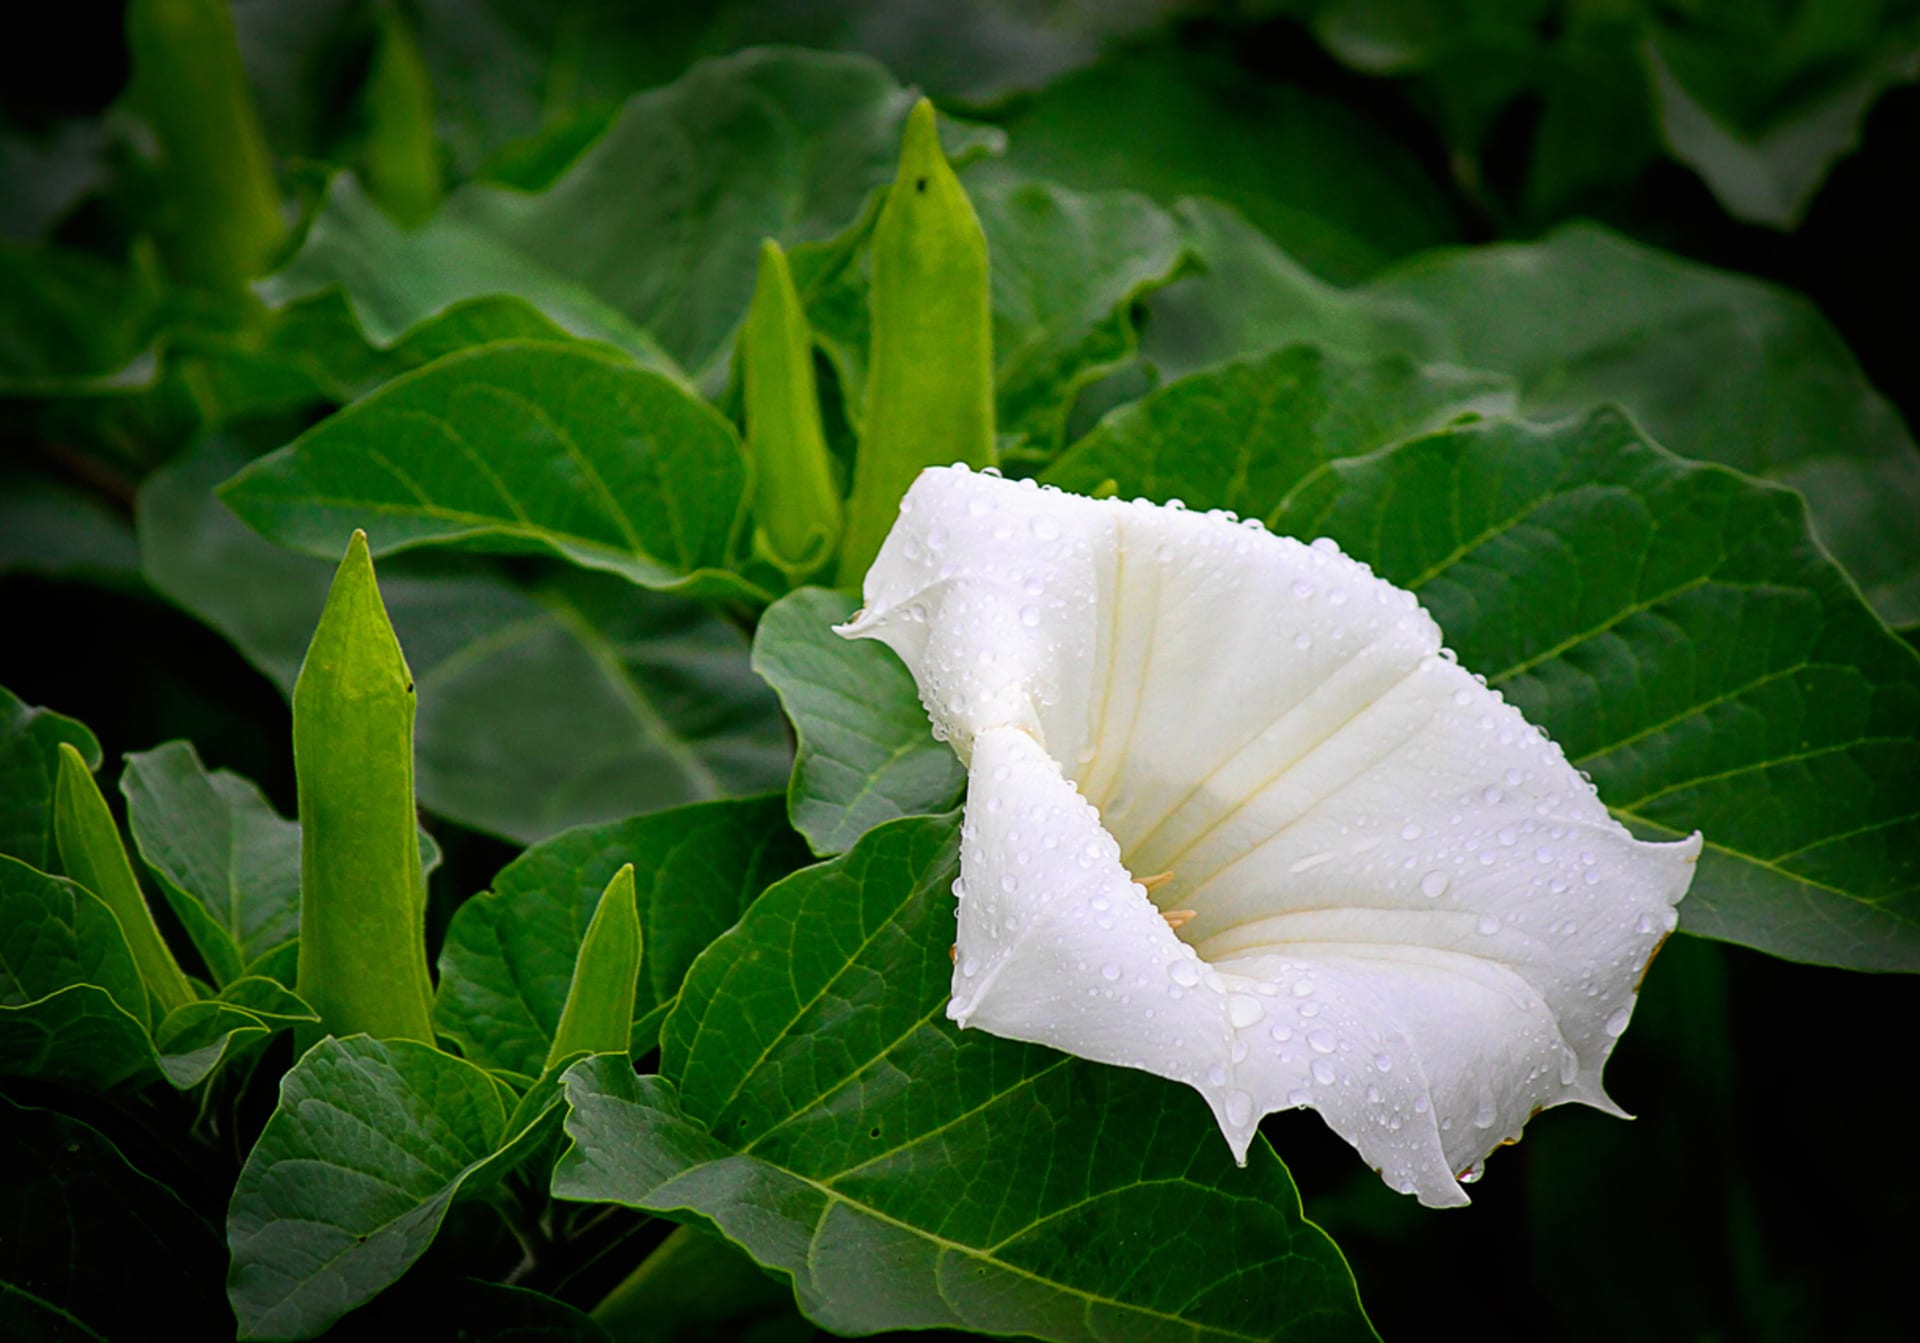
837, 465, 1700, 1207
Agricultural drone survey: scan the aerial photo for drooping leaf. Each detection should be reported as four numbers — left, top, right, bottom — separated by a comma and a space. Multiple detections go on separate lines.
750, 588, 964, 856
218, 342, 760, 599
0, 687, 100, 871
0, 1096, 229, 1341
1270, 408, 1920, 971
149, 977, 317, 1088
553, 816, 1374, 1342
141, 438, 792, 843
1047, 344, 1515, 514
1368, 223, 1920, 627
435, 795, 809, 1082
225, 1035, 558, 1340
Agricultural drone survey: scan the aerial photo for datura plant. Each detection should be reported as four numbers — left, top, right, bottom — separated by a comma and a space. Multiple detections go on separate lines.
841, 465, 1701, 1207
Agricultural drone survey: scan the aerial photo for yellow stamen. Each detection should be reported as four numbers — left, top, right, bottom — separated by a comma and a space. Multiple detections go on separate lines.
1137, 870, 1174, 893
1161, 908, 1197, 931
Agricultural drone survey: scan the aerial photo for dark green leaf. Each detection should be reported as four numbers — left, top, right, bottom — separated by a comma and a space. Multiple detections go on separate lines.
120, 740, 303, 986
150, 977, 318, 1088
142, 438, 792, 843
259, 174, 684, 378
0, 855, 146, 1022
993, 49, 1460, 282
435, 795, 809, 1081
225, 1035, 555, 1340
1137, 198, 1447, 387
1368, 223, 1920, 627
553, 817, 1373, 1342
0, 986, 155, 1092
1047, 344, 1514, 515
0, 1096, 229, 1341
0, 688, 100, 871
750, 588, 963, 855
219, 342, 759, 599
1272, 408, 1920, 971
0, 243, 161, 394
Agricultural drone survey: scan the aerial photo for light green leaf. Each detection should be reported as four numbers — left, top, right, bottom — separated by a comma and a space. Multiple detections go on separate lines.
0, 686, 100, 871
1272, 408, 1920, 971
225, 1034, 556, 1340
150, 977, 317, 1088
750, 588, 964, 856
218, 342, 760, 600
142, 438, 792, 844
553, 817, 1374, 1342
1047, 344, 1515, 514
435, 795, 809, 1082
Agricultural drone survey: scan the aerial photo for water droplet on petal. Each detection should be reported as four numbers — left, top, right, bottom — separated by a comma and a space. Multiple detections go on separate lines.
1169, 960, 1201, 988
1605, 1006, 1632, 1036
1100, 962, 1121, 982
1225, 1090, 1254, 1126
1308, 1028, 1337, 1054
1420, 870, 1450, 898
1311, 1059, 1336, 1085
1229, 994, 1265, 1028
1019, 605, 1041, 628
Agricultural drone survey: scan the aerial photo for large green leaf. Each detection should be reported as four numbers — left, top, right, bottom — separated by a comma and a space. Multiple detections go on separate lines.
1268, 408, 1920, 971
552, 816, 1374, 1341
260, 48, 1000, 389
1047, 344, 1515, 513
145, 437, 788, 843
259, 174, 684, 379
219, 341, 757, 598
0, 687, 100, 871
1136, 199, 1447, 386
993, 49, 1460, 283
750, 588, 964, 856
226, 1035, 559, 1341
0, 1096, 230, 1341
1368, 224, 1920, 627
435, 795, 809, 1082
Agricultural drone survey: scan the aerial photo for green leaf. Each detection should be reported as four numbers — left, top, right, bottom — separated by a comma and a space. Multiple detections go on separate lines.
1047, 344, 1515, 514
1135, 198, 1446, 387
225, 1034, 556, 1340
0, 1096, 229, 1340
750, 588, 964, 856
120, 740, 303, 986
142, 438, 792, 844
150, 977, 318, 1088
1367, 223, 1920, 628
259, 174, 683, 378
0, 855, 152, 1089
0, 242, 162, 394
553, 817, 1374, 1342
435, 795, 809, 1082
1271, 408, 1920, 971
218, 342, 760, 600
264, 49, 1001, 390
292, 532, 436, 1046
545, 864, 643, 1070
0, 686, 100, 871
54, 743, 196, 1019
992, 49, 1460, 282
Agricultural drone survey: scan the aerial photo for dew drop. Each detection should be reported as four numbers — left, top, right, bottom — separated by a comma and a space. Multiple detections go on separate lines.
1229, 994, 1265, 1028
1100, 962, 1121, 982
960, 956, 979, 978
1401, 823, 1423, 841
1169, 960, 1201, 988
1225, 1091, 1254, 1126
1019, 605, 1041, 628
1374, 1053, 1393, 1073
1307, 1028, 1337, 1054
1293, 631, 1314, 651
1605, 1006, 1632, 1036
1477, 914, 1501, 936
1420, 870, 1451, 898
1030, 515, 1061, 541
1311, 1059, 1336, 1085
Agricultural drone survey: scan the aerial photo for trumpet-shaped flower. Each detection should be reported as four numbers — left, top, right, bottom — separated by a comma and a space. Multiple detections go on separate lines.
838, 465, 1701, 1207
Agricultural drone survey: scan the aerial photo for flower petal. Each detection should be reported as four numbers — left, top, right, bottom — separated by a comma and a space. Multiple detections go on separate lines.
846, 466, 1700, 1205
